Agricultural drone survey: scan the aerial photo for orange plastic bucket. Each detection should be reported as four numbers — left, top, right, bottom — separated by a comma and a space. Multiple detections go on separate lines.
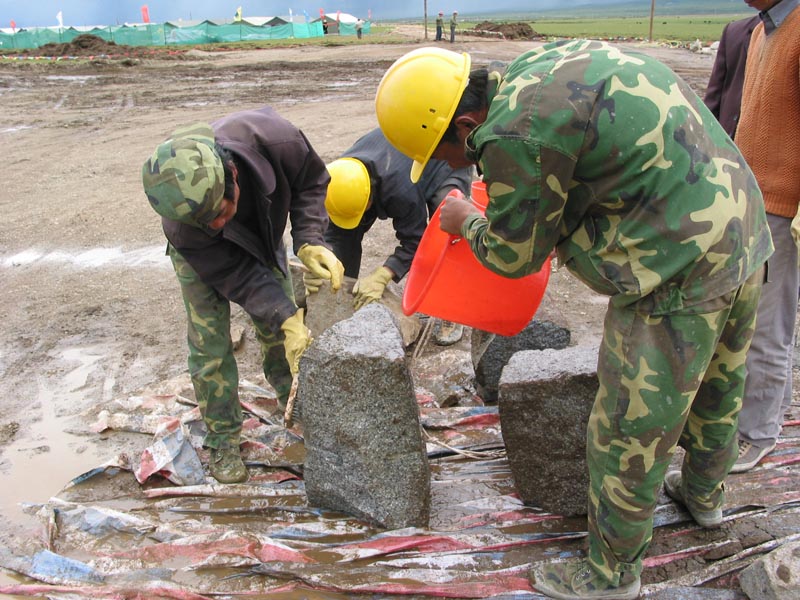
402, 181, 551, 336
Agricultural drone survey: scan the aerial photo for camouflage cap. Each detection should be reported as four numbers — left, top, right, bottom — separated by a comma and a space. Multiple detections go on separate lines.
141, 122, 225, 227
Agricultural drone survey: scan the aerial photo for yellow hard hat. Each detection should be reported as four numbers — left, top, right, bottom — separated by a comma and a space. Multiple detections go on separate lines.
375, 47, 471, 183
325, 157, 371, 229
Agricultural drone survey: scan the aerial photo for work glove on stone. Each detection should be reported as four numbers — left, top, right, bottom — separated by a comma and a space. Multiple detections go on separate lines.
302, 271, 326, 295
297, 244, 344, 292
353, 265, 393, 310
280, 309, 312, 377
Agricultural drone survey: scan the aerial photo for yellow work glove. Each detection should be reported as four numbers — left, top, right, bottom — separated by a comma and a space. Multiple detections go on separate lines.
297, 244, 344, 292
280, 309, 312, 377
302, 271, 326, 296
353, 266, 393, 310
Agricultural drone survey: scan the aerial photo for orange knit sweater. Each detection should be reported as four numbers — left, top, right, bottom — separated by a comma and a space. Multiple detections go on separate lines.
736, 8, 800, 218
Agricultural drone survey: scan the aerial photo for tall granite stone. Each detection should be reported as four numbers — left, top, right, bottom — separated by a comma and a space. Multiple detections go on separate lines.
498, 345, 599, 516
300, 303, 430, 529
472, 319, 571, 403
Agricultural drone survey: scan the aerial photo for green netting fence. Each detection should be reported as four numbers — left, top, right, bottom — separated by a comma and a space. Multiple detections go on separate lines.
0, 20, 370, 51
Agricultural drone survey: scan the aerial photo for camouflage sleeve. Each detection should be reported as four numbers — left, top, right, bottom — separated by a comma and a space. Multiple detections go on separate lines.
461, 138, 576, 278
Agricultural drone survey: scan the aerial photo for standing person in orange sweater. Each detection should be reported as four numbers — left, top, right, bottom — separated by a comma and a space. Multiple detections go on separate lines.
732, 0, 800, 472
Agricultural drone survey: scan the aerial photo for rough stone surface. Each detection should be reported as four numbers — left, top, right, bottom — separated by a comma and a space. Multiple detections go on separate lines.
300, 303, 430, 529
738, 541, 800, 600
304, 276, 421, 347
498, 344, 599, 516
472, 319, 571, 403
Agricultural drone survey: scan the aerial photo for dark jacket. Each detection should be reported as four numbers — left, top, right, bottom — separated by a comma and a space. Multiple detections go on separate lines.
324, 128, 472, 280
163, 106, 330, 332
704, 15, 761, 138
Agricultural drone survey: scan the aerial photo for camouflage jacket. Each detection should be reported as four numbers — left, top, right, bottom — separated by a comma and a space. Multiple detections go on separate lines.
462, 40, 773, 313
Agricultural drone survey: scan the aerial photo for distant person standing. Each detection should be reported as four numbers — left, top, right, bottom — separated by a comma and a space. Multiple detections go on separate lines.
356, 18, 364, 39
435, 11, 444, 41
704, 15, 761, 138
731, 0, 800, 473
449, 11, 458, 43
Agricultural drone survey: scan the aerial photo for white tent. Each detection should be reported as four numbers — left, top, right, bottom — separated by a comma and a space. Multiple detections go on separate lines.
325, 12, 359, 23
241, 16, 277, 27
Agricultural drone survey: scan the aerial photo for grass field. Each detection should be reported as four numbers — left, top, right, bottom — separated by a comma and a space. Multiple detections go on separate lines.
524, 14, 750, 42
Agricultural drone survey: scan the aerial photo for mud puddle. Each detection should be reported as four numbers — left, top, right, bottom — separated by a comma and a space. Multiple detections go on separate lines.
1, 245, 169, 269
0, 346, 115, 527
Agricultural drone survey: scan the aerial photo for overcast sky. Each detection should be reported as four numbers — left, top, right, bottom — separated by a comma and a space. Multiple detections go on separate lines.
0, 0, 564, 29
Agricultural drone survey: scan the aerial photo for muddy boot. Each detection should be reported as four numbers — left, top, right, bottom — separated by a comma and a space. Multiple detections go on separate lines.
433, 319, 464, 346
209, 444, 247, 484
530, 558, 640, 600
663, 471, 723, 528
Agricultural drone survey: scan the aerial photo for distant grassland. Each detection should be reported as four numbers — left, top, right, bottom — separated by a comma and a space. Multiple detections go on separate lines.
505, 14, 750, 42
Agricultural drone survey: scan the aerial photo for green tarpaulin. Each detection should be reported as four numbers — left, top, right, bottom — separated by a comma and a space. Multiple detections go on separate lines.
0, 19, 369, 51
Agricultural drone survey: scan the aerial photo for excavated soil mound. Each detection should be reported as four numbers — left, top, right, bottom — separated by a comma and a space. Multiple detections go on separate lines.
22, 34, 132, 57
471, 21, 539, 40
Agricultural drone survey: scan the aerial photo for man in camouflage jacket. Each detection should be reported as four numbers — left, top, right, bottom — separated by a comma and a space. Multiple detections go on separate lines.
376, 40, 773, 599
142, 107, 344, 484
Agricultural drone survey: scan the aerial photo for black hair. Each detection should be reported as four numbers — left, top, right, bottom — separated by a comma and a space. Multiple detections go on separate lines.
214, 143, 237, 200
438, 68, 490, 146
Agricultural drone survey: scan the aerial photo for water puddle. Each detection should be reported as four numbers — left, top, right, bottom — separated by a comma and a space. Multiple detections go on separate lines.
0, 572, 27, 600
43, 75, 98, 83
2, 245, 170, 269
0, 125, 33, 134
0, 348, 113, 526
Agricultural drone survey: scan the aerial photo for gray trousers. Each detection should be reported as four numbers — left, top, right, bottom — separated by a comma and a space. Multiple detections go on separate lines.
739, 212, 799, 447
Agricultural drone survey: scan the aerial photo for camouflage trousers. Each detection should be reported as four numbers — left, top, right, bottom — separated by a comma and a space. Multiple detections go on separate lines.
168, 245, 294, 449
586, 267, 764, 585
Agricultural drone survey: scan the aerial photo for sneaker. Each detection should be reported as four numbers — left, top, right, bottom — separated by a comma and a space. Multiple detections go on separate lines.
433, 320, 464, 346
663, 471, 722, 528
529, 558, 640, 600
209, 445, 247, 483
729, 439, 776, 473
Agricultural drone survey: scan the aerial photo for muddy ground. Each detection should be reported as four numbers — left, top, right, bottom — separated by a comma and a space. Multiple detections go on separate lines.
0, 26, 795, 597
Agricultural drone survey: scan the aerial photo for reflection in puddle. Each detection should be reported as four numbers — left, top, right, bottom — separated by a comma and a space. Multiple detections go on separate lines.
2, 245, 169, 269
0, 347, 113, 527
0, 125, 33, 134
43, 75, 98, 83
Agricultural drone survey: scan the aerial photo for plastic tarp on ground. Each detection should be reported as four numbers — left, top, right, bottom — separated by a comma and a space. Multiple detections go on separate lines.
0, 20, 327, 50
0, 377, 798, 599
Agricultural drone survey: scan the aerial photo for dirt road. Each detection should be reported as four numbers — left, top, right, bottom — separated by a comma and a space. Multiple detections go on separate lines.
6, 29, 785, 597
